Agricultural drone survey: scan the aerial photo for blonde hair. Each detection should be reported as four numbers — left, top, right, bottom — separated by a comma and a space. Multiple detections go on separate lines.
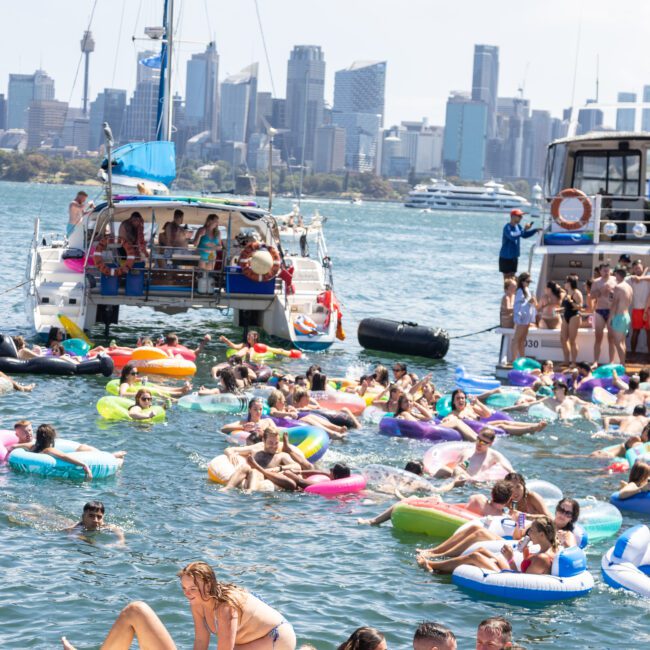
178, 562, 244, 617
504, 278, 516, 290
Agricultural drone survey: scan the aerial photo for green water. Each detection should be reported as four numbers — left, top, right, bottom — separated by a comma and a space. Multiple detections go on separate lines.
0, 181, 648, 649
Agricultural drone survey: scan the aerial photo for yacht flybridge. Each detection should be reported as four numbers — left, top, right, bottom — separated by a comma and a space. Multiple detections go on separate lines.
495, 131, 650, 375
404, 180, 530, 212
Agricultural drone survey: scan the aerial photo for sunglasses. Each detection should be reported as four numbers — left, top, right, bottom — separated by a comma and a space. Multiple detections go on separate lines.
556, 507, 573, 517
129, 371, 138, 375
477, 437, 493, 445
140, 396, 152, 402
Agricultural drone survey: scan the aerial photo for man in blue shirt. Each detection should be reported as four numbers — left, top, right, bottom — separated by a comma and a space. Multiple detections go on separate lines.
499, 209, 539, 278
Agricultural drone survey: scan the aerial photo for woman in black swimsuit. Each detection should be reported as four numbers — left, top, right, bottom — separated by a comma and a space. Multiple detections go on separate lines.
560, 273, 583, 365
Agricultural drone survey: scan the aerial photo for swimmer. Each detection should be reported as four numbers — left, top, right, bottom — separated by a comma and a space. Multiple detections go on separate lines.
247, 457, 351, 492
617, 460, 650, 500
0, 370, 35, 392
159, 331, 211, 357
433, 428, 513, 484
119, 364, 190, 399
225, 430, 312, 471
127, 389, 160, 421
476, 617, 513, 650
219, 330, 260, 363
394, 394, 434, 422
590, 434, 645, 459
413, 622, 457, 650
391, 362, 413, 390
199, 366, 246, 395
65, 501, 125, 545
221, 398, 276, 438
603, 405, 649, 436
338, 627, 386, 650
291, 388, 348, 440
503, 472, 551, 518
528, 381, 596, 421
8, 424, 126, 480
61, 561, 296, 650
611, 372, 650, 410
12, 335, 42, 360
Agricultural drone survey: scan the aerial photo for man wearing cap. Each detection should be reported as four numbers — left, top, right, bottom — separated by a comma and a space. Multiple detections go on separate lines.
67, 190, 93, 236
498, 209, 539, 278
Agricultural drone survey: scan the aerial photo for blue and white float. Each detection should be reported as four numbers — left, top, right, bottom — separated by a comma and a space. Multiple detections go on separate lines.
601, 524, 650, 597
610, 490, 650, 515
451, 546, 594, 602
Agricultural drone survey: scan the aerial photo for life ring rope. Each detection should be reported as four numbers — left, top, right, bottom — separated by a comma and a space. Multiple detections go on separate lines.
93, 236, 138, 277
550, 188, 592, 232
239, 242, 281, 283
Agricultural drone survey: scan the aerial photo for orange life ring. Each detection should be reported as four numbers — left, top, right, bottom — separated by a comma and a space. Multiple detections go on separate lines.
550, 188, 592, 231
93, 236, 137, 277
239, 242, 281, 283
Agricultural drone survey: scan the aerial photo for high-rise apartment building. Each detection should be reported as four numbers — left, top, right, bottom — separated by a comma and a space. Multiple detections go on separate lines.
442, 91, 487, 180
0, 94, 6, 130
333, 61, 386, 126
27, 99, 68, 148
219, 63, 258, 143
89, 88, 127, 149
313, 125, 346, 173
285, 45, 325, 164
472, 45, 499, 138
331, 111, 381, 172
7, 70, 55, 129
616, 92, 636, 131
185, 43, 220, 141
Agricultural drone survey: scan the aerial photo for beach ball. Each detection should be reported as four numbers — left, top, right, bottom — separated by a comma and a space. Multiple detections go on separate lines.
249, 250, 274, 275
603, 222, 618, 237
633, 223, 647, 238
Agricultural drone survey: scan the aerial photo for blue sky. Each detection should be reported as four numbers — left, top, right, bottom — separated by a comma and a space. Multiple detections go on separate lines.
1, 0, 648, 126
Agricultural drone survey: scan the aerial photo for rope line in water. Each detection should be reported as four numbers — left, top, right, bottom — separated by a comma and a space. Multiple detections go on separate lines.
0, 279, 30, 296
450, 324, 499, 340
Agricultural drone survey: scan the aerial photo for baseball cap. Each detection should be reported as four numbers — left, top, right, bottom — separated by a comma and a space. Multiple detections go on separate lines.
511, 209, 526, 217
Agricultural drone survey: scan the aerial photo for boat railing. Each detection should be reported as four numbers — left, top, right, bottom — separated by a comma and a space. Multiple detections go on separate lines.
540, 193, 650, 244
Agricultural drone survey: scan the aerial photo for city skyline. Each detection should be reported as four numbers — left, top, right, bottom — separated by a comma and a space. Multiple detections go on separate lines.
1, 0, 649, 128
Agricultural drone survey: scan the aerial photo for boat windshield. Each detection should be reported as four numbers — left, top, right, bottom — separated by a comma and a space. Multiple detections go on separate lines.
544, 142, 567, 197
571, 150, 641, 197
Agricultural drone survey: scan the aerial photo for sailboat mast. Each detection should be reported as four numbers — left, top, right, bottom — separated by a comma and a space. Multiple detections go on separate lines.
156, 0, 174, 141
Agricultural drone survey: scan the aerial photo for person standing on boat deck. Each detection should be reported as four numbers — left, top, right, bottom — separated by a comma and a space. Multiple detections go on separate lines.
511, 272, 538, 361
160, 209, 191, 248
610, 267, 634, 364
67, 191, 93, 236
591, 262, 617, 364
498, 209, 539, 279
626, 260, 650, 354
119, 212, 149, 260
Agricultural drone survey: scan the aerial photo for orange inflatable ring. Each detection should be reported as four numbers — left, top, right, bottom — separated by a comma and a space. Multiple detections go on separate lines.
239, 242, 281, 282
551, 188, 592, 231
93, 236, 137, 277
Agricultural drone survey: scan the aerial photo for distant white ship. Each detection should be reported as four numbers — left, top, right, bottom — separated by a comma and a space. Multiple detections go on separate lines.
404, 179, 531, 212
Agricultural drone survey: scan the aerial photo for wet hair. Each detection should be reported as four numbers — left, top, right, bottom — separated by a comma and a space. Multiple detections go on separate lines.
46, 326, 64, 346
555, 498, 580, 531
633, 404, 647, 417
628, 460, 650, 486
413, 621, 456, 644
262, 427, 280, 441
531, 516, 559, 550
450, 388, 467, 410
310, 372, 328, 392
564, 274, 579, 290
219, 367, 240, 394
120, 363, 137, 384
404, 460, 424, 475
14, 419, 31, 429
553, 380, 569, 394
267, 389, 285, 408
337, 627, 386, 650
32, 424, 57, 453
373, 365, 389, 387
576, 361, 591, 374
640, 368, 650, 383
306, 364, 322, 380
83, 501, 105, 514
478, 617, 512, 643
165, 332, 179, 344
247, 398, 265, 417
491, 481, 513, 505
547, 280, 563, 299
332, 463, 351, 480
504, 472, 528, 498
178, 561, 243, 617
629, 377, 640, 391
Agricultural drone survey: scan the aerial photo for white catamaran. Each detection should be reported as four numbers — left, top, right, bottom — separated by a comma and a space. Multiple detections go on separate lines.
25, 1, 343, 352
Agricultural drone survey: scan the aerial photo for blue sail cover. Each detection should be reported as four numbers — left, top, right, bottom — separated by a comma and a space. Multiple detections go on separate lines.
107, 141, 176, 187
140, 53, 162, 68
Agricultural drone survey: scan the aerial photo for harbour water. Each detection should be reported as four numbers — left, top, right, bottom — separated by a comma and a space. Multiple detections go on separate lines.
1, 180, 649, 649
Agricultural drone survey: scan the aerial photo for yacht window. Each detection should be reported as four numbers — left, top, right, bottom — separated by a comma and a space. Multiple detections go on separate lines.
545, 143, 566, 197
573, 150, 640, 197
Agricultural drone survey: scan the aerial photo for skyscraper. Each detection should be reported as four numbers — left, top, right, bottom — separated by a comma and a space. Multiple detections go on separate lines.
313, 125, 346, 173
616, 92, 636, 131
185, 43, 220, 141
7, 70, 55, 129
124, 51, 160, 142
442, 91, 487, 180
472, 45, 499, 138
285, 45, 325, 164
0, 94, 7, 130
333, 61, 386, 125
219, 63, 258, 143
89, 88, 127, 149
26, 99, 68, 148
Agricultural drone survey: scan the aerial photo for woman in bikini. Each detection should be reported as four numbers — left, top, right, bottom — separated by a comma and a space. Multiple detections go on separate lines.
417, 516, 558, 575
537, 281, 563, 330
560, 273, 583, 366
62, 561, 295, 650
193, 213, 222, 271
